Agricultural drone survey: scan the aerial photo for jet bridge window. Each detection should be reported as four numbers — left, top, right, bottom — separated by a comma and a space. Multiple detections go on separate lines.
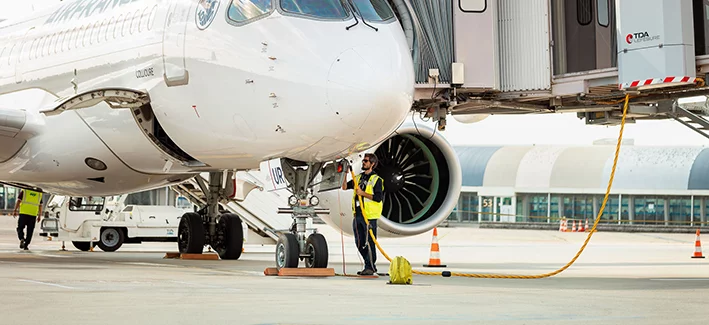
280, 0, 349, 19
228, 0, 273, 23
351, 0, 394, 21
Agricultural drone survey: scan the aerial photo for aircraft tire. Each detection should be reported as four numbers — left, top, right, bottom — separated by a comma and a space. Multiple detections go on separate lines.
304, 233, 328, 268
275, 233, 299, 270
214, 213, 243, 260
178, 212, 205, 254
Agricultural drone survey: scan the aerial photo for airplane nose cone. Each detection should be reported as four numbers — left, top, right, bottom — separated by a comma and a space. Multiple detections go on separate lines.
326, 45, 414, 131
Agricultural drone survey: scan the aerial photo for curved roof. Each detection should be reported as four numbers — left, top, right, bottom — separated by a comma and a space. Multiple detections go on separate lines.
455, 145, 709, 191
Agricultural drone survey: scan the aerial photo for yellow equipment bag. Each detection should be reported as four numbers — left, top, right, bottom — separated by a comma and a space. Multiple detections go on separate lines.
388, 256, 413, 285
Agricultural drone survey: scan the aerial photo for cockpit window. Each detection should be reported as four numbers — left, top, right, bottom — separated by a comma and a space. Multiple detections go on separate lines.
351, 0, 394, 21
228, 0, 273, 23
280, 0, 350, 19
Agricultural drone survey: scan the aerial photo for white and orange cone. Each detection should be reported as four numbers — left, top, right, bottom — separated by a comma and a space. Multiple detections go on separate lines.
585, 219, 590, 232
692, 228, 705, 259
578, 219, 585, 232
423, 228, 447, 267
572, 220, 577, 232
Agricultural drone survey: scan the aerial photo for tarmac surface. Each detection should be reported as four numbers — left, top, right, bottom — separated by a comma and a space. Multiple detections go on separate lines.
1, 217, 708, 324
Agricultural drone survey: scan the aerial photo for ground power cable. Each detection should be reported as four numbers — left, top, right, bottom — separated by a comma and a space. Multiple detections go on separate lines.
348, 93, 631, 279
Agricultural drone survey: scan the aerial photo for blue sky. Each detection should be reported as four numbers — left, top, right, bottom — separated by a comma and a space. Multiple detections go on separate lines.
2, 0, 708, 148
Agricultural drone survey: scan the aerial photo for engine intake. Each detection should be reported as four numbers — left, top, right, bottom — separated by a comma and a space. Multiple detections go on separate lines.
318, 120, 461, 237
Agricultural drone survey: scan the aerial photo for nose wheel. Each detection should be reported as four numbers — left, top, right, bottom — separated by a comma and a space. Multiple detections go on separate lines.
304, 233, 328, 268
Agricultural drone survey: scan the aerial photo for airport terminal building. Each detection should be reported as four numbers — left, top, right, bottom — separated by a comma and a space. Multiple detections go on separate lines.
447, 143, 709, 227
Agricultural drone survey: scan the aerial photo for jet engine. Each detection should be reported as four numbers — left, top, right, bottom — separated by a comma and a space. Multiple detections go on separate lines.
317, 120, 461, 237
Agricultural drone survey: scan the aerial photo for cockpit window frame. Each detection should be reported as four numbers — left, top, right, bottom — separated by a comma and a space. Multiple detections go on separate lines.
276, 0, 354, 22
350, 0, 397, 24
225, 0, 276, 27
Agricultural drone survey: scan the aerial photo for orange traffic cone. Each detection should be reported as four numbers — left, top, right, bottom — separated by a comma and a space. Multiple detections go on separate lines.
559, 218, 564, 232
423, 228, 447, 267
585, 219, 590, 232
571, 220, 577, 232
692, 228, 705, 259
578, 219, 585, 232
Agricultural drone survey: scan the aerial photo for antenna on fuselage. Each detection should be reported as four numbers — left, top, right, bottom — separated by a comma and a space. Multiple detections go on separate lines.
71, 69, 77, 94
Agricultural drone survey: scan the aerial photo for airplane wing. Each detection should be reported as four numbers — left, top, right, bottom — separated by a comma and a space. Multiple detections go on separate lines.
0, 88, 149, 162
0, 107, 35, 162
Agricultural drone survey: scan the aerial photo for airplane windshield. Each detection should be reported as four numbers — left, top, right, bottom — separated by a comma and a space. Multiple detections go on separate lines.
228, 0, 272, 22
280, 0, 350, 19
351, 0, 394, 21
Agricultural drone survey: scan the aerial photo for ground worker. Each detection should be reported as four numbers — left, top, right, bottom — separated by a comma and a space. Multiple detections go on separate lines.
342, 153, 384, 276
12, 188, 44, 250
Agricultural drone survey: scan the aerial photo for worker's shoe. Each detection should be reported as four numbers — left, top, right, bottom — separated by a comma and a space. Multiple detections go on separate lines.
23, 246, 28, 251
358, 269, 374, 276
19, 239, 25, 249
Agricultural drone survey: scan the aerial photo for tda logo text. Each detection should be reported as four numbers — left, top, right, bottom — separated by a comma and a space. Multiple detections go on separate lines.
626, 31, 660, 44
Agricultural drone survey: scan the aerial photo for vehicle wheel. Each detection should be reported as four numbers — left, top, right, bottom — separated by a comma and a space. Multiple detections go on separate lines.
178, 212, 205, 254
72, 241, 93, 252
275, 233, 299, 270
98, 228, 124, 252
213, 213, 244, 260
304, 233, 328, 268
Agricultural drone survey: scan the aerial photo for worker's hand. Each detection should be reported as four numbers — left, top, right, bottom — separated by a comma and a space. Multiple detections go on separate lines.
36, 217, 40, 223
11, 210, 17, 218
355, 187, 366, 197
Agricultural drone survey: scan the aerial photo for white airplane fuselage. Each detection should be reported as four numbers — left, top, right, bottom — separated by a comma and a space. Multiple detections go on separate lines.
0, 0, 414, 196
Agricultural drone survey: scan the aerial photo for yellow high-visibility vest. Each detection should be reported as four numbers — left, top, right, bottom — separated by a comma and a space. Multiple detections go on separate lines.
19, 190, 42, 216
351, 174, 383, 220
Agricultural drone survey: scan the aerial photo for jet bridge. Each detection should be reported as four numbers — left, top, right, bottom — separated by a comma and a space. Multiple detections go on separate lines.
395, 0, 709, 139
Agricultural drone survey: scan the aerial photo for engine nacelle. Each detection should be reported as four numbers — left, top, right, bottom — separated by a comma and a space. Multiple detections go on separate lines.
317, 120, 462, 237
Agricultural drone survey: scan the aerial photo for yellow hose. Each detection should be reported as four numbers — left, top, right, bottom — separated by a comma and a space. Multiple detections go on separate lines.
352, 94, 630, 278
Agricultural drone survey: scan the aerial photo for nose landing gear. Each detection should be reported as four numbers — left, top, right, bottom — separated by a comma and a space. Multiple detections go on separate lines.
272, 158, 347, 270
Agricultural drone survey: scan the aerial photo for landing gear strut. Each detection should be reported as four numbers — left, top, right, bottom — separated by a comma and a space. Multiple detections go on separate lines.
274, 159, 337, 270
177, 171, 244, 260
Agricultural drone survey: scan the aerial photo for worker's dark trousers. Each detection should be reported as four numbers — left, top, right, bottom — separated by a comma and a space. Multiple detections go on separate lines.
17, 214, 36, 247
353, 215, 377, 271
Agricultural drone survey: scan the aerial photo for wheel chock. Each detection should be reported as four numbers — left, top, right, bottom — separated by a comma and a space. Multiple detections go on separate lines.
163, 252, 220, 260
263, 267, 335, 277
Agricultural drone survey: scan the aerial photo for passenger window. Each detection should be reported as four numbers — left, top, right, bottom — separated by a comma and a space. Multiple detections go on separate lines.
47, 34, 56, 56
122, 13, 131, 37
280, 0, 349, 19
68, 196, 106, 212
106, 18, 113, 42
29, 39, 37, 60
114, 15, 123, 39
351, 0, 394, 21
228, 0, 273, 23
56, 32, 64, 53
148, 5, 158, 30
139, 7, 150, 33
131, 9, 140, 34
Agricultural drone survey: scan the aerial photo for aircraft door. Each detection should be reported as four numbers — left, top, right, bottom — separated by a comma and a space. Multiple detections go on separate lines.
162, 0, 194, 87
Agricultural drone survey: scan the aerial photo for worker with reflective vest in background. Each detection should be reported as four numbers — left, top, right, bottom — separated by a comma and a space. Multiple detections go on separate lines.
342, 153, 384, 276
12, 189, 44, 250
